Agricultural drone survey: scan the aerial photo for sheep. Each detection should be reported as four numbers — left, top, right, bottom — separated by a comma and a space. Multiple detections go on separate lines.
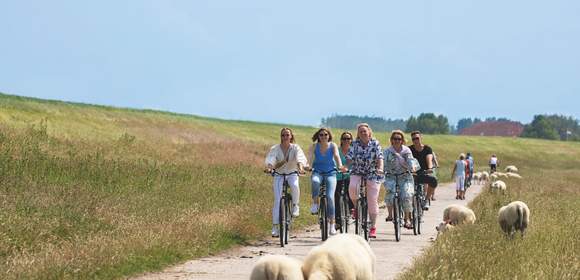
498, 201, 530, 238
495, 172, 509, 179
472, 172, 481, 184
480, 171, 489, 184
435, 222, 456, 236
442, 204, 476, 225
490, 180, 507, 194
302, 234, 375, 280
250, 255, 304, 280
506, 172, 522, 179
505, 165, 518, 173
489, 173, 499, 182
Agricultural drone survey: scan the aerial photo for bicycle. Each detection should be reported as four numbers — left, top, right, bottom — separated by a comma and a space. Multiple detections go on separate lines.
268, 170, 299, 247
310, 168, 337, 241
335, 171, 351, 233
412, 170, 431, 235
354, 173, 371, 241
386, 171, 413, 242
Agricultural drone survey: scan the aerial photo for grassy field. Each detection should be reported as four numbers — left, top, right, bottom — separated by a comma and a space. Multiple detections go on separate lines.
1, 92, 579, 279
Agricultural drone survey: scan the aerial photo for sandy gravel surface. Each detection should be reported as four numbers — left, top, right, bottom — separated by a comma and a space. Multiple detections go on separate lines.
133, 182, 483, 280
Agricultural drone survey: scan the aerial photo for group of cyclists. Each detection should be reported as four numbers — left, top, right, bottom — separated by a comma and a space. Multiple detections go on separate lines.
264, 124, 439, 239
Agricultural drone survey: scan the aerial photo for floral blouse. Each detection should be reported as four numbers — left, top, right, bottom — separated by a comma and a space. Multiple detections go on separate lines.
346, 138, 384, 181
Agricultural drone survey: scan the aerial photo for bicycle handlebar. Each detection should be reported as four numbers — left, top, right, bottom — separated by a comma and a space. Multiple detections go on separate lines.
266, 169, 300, 177
309, 168, 339, 176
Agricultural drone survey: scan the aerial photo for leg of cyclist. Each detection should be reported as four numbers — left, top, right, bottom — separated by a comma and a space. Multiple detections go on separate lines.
271, 175, 284, 236
310, 172, 322, 214
349, 175, 362, 218
325, 173, 338, 235
334, 178, 344, 231
402, 179, 415, 229
366, 179, 380, 238
287, 174, 300, 217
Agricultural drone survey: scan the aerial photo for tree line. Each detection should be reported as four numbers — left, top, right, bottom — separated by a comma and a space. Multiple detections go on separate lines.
321, 114, 579, 141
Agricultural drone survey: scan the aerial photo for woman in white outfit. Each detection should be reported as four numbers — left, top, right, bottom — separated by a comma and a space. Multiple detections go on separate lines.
264, 128, 307, 237
451, 153, 467, 200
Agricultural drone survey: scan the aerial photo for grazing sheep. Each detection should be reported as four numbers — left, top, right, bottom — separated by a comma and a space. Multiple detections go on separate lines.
506, 172, 522, 179
498, 201, 530, 238
490, 180, 507, 194
480, 171, 489, 184
436, 222, 456, 236
250, 255, 304, 280
302, 234, 375, 280
490, 173, 499, 182
505, 165, 518, 173
495, 172, 509, 179
473, 172, 481, 184
442, 204, 476, 225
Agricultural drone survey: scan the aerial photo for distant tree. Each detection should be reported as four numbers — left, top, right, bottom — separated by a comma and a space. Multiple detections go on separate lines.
321, 114, 406, 132
522, 114, 579, 141
405, 113, 450, 134
456, 117, 482, 134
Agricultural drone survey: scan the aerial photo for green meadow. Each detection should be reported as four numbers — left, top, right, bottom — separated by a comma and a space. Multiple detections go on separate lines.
1, 92, 578, 279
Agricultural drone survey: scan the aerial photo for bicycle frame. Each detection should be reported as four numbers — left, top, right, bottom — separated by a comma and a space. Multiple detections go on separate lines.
270, 170, 299, 247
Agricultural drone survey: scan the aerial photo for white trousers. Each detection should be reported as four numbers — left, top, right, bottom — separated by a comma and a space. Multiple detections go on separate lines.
272, 174, 300, 224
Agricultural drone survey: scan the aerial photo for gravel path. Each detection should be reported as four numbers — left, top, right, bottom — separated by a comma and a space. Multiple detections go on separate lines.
133, 181, 483, 280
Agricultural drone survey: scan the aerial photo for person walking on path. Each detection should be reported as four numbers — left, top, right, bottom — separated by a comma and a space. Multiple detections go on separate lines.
451, 153, 467, 200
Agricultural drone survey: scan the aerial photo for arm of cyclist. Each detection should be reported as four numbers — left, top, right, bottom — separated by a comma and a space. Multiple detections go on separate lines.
331, 143, 348, 172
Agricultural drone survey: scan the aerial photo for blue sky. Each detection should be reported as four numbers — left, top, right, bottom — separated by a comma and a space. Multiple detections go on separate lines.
1, 1, 579, 126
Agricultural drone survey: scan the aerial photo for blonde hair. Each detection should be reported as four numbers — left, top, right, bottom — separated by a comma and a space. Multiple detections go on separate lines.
390, 130, 407, 145
459, 153, 466, 160
311, 128, 333, 142
356, 123, 373, 139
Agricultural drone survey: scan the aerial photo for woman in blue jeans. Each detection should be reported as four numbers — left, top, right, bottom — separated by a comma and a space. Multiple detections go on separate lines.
306, 128, 346, 235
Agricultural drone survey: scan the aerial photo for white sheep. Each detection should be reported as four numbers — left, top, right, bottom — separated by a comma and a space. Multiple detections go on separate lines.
489, 173, 499, 182
506, 172, 522, 179
302, 234, 375, 280
498, 201, 530, 238
495, 172, 509, 179
250, 255, 304, 280
505, 165, 518, 173
435, 222, 456, 236
490, 180, 507, 194
472, 172, 481, 184
442, 204, 476, 225
480, 171, 489, 184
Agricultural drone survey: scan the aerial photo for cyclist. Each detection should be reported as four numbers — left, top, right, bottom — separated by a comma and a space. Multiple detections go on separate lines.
384, 130, 418, 230
335, 131, 354, 232
346, 123, 384, 238
264, 128, 307, 237
489, 154, 499, 173
306, 128, 346, 236
409, 131, 438, 205
451, 153, 467, 200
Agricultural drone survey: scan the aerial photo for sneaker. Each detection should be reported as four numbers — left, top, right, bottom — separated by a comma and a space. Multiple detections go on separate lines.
422, 204, 430, 211
329, 224, 337, 235
271, 226, 279, 237
292, 204, 300, 217
369, 227, 377, 238
310, 203, 319, 215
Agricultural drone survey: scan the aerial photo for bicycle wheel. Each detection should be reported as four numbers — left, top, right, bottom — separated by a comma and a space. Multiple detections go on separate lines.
355, 200, 362, 236
279, 196, 286, 247
416, 195, 422, 235
393, 196, 401, 242
361, 200, 369, 241
285, 198, 291, 244
412, 197, 419, 236
319, 198, 328, 241
341, 196, 350, 233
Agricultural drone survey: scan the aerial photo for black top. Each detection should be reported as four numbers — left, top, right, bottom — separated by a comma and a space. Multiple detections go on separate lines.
409, 144, 433, 171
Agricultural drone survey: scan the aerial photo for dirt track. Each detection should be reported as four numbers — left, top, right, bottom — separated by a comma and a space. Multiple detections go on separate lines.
133, 182, 483, 280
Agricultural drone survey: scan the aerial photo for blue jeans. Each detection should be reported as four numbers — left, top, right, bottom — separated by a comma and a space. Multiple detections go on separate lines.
311, 171, 337, 219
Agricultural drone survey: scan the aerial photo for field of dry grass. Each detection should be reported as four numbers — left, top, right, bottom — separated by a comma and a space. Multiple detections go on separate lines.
1, 92, 579, 279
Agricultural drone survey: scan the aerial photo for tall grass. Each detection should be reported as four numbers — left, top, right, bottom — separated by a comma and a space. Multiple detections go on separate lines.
1, 92, 579, 279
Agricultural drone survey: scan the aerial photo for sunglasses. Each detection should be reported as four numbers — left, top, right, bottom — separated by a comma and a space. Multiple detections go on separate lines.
392, 137, 403, 141
319, 133, 329, 136
412, 137, 420, 141
341, 137, 352, 140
